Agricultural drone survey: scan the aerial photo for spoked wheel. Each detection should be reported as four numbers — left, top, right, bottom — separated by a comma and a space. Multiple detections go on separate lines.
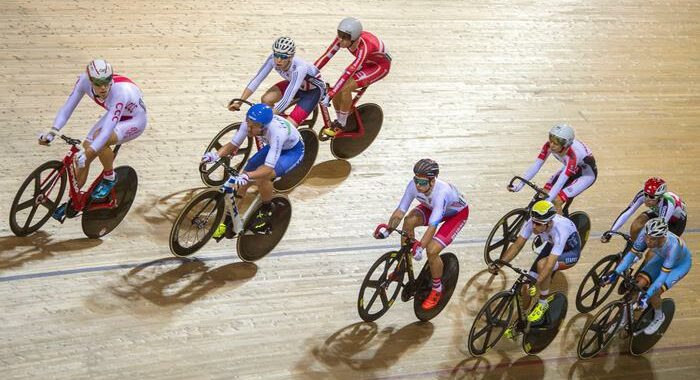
237, 195, 292, 262
577, 300, 625, 359
200, 122, 253, 187
9, 160, 67, 236
357, 251, 406, 322
568, 211, 591, 250
330, 103, 383, 159
483, 208, 528, 265
630, 298, 675, 355
413, 252, 460, 321
82, 166, 138, 238
169, 189, 225, 257
467, 291, 516, 357
575, 254, 621, 313
273, 128, 319, 192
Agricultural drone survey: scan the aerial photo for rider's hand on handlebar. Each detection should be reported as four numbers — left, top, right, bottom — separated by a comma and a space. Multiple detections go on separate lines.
636, 293, 649, 310
600, 271, 619, 286
320, 94, 331, 108
411, 241, 425, 261
38, 128, 58, 145
228, 99, 242, 112
507, 181, 525, 192
373, 224, 392, 239
600, 232, 613, 243
201, 152, 219, 164
75, 148, 87, 168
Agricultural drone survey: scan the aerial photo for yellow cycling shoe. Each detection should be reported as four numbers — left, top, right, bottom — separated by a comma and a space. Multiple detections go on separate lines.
212, 222, 227, 239
527, 300, 549, 323
503, 327, 516, 340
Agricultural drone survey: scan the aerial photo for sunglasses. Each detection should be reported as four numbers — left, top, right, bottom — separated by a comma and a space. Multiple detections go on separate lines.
89, 75, 113, 87
645, 193, 660, 200
413, 177, 431, 187
273, 52, 291, 60
532, 220, 549, 227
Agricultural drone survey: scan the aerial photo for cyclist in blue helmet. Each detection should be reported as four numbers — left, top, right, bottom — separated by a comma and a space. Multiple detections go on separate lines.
202, 103, 304, 235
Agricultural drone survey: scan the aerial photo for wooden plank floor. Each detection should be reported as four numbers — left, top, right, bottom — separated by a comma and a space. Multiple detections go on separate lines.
1, 1, 699, 379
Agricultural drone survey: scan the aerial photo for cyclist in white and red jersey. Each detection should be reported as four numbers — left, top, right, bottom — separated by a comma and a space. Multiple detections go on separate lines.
509, 124, 597, 214
374, 159, 469, 311
601, 177, 688, 243
314, 17, 392, 136
39, 59, 147, 222
229, 37, 324, 127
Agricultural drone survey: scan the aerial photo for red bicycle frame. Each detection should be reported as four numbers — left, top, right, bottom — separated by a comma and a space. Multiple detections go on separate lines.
42, 144, 119, 214
319, 86, 369, 139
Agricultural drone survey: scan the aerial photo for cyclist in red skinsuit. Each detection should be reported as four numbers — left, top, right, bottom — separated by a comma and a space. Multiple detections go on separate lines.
315, 17, 391, 136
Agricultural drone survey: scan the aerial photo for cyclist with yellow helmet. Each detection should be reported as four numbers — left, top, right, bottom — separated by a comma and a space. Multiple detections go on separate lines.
490, 200, 582, 323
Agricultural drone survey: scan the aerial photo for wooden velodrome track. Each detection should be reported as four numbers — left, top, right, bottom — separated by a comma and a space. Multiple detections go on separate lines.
1, 1, 699, 379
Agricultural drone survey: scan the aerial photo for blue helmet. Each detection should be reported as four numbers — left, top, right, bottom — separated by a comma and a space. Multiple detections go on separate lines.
247, 103, 273, 125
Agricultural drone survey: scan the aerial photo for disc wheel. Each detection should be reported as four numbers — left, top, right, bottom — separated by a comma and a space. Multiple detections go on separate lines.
330, 103, 383, 159
236, 196, 292, 262
273, 128, 319, 192
82, 166, 138, 238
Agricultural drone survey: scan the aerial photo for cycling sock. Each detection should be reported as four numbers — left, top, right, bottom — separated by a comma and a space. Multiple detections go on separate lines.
432, 278, 443, 293
337, 111, 349, 126
103, 170, 115, 181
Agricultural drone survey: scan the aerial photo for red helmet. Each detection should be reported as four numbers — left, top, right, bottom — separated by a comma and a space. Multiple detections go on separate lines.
644, 177, 666, 198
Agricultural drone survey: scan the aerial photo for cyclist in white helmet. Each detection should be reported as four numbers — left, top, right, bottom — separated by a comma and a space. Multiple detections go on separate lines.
315, 17, 392, 136
39, 59, 147, 222
509, 124, 597, 214
229, 36, 324, 127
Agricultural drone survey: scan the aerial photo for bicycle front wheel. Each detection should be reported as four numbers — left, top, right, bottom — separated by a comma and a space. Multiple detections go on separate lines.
10, 160, 67, 236
169, 189, 225, 257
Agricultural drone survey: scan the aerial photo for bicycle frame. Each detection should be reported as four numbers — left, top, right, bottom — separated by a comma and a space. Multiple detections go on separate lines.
51, 137, 121, 214
319, 86, 369, 138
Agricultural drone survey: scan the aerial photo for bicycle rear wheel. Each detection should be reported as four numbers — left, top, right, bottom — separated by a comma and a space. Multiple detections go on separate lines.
9, 160, 67, 236
169, 189, 225, 257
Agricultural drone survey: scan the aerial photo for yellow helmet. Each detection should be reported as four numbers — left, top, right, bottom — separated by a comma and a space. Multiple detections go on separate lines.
530, 200, 556, 222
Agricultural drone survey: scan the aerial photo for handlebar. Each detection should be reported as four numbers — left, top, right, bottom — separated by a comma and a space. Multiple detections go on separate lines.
199, 159, 239, 179
60, 135, 81, 146
493, 259, 538, 283
603, 230, 632, 244
509, 176, 549, 199
228, 98, 254, 107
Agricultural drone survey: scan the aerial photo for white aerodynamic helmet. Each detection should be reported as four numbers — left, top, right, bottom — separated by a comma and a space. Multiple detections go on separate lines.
86, 59, 113, 85
549, 123, 575, 147
272, 36, 296, 56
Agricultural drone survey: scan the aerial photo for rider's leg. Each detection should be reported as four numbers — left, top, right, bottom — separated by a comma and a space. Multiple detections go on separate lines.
553, 167, 595, 215
261, 84, 283, 108
332, 78, 359, 127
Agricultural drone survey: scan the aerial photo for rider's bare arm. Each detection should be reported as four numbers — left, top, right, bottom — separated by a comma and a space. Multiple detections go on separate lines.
420, 225, 438, 248
217, 142, 238, 158
501, 235, 528, 264
388, 209, 405, 230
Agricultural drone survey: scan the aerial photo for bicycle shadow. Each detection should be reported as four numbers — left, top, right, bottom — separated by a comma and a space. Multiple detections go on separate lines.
568, 350, 653, 379
450, 351, 545, 380
294, 321, 434, 379
84, 257, 256, 316
291, 159, 352, 199
559, 312, 594, 354
0, 231, 102, 270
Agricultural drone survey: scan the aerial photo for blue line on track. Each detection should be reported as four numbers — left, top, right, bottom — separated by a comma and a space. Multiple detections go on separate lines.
1, 228, 698, 283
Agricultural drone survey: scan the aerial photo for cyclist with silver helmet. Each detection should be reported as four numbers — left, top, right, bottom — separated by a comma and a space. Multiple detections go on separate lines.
509, 124, 597, 214
601, 217, 692, 335
39, 59, 147, 222
202, 103, 304, 235
490, 200, 582, 323
601, 177, 687, 243
374, 159, 469, 311
229, 36, 325, 127
315, 17, 392, 136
